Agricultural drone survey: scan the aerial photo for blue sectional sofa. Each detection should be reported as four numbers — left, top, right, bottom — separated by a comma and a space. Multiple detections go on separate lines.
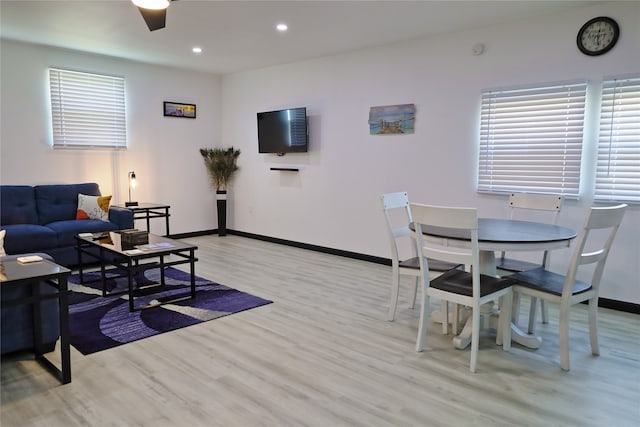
0, 183, 134, 267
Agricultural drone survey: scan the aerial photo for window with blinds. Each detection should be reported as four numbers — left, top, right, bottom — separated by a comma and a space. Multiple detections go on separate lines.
594, 75, 640, 203
477, 81, 587, 197
49, 68, 127, 149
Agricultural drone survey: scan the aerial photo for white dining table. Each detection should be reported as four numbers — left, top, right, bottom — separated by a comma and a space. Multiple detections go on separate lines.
420, 218, 577, 349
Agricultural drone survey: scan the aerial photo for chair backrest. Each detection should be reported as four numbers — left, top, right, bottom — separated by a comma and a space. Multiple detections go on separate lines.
562, 204, 627, 297
503, 192, 564, 265
410, 203, 480, 291
381, 192, 414, 265
508, 192, 563, 222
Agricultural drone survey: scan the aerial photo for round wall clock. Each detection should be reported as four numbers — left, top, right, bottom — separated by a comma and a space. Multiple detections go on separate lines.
577, 16, 620, 56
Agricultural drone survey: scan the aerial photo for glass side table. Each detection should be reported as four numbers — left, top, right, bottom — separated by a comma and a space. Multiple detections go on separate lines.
0, 258, 72, 384
114, 202, 171, 236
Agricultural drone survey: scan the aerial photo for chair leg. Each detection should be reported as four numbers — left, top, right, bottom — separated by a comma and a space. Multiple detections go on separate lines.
496, 298, 503, 346
408, 276, 418, 309
525, 297, 549, 332
527, 297, 549, 333
441, 301, 449, 334
387, 266, 400, 321
588, 298, 600, 356
559, 302, 571, 371
512, 292, 521, 323
469, 307, 481, 373
501, 293, 512, 351
528, 297, 538, 334
415, 284, 431, 352
452, 304, 460, 335
540, 300, 549, 324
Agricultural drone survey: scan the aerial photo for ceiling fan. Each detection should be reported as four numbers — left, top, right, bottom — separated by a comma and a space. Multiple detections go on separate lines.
132, 0, 178, 32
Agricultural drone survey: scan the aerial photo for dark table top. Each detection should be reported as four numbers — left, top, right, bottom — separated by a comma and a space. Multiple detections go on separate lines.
76, 232, 196, 258
420, 218, 577, 244
1, 258, 70, 283
113, 202, 170, 210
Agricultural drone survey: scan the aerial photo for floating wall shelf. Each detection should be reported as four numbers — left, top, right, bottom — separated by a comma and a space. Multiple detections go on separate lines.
270, 167, 300, 172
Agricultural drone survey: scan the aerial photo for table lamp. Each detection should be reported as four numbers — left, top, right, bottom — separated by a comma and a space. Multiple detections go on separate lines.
126, 171, 138, 207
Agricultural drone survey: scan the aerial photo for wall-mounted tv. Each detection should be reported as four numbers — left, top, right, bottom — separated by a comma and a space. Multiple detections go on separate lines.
257, 107, 308, 155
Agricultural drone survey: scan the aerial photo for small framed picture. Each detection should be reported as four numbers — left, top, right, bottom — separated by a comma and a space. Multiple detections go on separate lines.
369, 104, 415, 135
163, 101, 196, 119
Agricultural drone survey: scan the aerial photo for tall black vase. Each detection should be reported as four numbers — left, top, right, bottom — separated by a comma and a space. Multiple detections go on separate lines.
216, 190, 227, 236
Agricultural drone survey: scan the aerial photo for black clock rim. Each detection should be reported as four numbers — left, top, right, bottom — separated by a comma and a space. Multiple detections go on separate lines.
577, 16, 620, 56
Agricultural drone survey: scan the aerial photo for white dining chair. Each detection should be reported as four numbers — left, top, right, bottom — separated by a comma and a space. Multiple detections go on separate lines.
510, 204, 627, 371
410, 203, 514, 373
498, 192, 564, 272
497, 192, 564, 332
380, 192, 461, 322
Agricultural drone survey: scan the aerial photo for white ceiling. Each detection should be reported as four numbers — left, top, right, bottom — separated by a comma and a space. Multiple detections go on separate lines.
1, 0, 599, 75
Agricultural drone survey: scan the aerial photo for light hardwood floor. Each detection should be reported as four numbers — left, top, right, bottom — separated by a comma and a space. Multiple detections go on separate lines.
2, 235, 639, 426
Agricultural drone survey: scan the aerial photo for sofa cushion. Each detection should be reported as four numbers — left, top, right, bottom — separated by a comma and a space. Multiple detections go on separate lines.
76, 193, 112, 221
0, 224, 58, 254
47, 219, 119, 247
35, 183, 101, 225
108, 206, 135, 230
0, 185, 39, 225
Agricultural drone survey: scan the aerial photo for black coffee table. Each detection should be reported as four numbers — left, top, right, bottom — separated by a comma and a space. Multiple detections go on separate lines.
75, 232, 198, 312
0, 258, 72, 384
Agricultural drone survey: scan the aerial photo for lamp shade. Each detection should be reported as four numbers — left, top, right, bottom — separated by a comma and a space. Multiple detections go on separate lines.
131, 0, 170, 10
126, 171, 138, 207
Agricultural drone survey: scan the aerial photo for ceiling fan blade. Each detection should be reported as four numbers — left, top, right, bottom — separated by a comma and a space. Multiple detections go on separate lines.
138, 7, 167, 31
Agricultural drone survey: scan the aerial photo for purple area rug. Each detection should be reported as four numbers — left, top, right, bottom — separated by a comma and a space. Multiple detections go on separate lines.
67, 267, 272, 355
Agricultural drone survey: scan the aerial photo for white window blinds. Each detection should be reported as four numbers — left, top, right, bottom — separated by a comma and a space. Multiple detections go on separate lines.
49, 68, 127, 148
478, 81, 587, 197
594, 76, 640, 203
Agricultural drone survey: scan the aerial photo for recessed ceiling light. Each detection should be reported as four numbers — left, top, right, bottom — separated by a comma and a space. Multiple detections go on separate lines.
192, 47, 202, 54
276, 23, 288, 32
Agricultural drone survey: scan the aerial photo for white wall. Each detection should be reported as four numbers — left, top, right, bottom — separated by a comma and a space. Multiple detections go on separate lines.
1, 2, 638, 304
0, 39, 222, 236
221, 2, 640, 304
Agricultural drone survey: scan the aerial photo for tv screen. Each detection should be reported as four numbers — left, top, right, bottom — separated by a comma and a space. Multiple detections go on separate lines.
257, 107, 308, 154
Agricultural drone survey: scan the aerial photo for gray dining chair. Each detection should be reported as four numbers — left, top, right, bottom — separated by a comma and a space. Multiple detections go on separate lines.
410, 203, 514, 373
510, 204, 627, 371
380, 192, 461, 322
497, 192, 564, 333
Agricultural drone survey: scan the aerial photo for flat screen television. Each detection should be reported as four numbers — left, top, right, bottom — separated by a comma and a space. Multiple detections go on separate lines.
257, 107, 308, 154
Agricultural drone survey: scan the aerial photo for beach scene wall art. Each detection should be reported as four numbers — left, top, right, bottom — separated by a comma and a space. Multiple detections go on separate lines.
164, 101, 196, 118
369, 104, 415, 135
